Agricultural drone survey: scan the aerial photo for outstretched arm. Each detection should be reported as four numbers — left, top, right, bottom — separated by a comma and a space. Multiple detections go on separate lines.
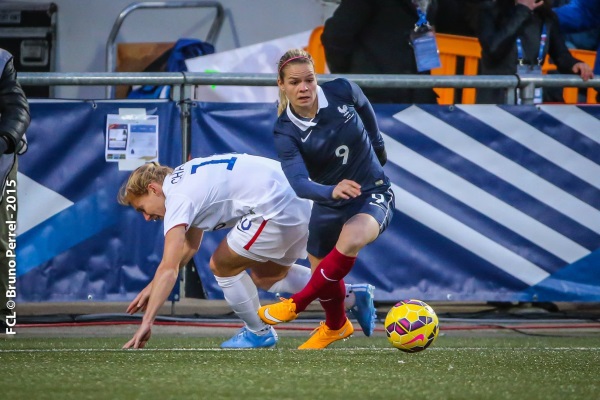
123, 224, 186, 349
126, 227, 203, 315
274, 132, 335, 202
349, 80, 386, 165
180, 227, 203, 268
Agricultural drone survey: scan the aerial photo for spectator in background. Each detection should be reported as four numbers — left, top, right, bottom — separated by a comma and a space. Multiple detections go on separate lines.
554, 0, 600, 52
553, 0, 600, 100
0, 48, 29, 334
434, 0, 482, 104
435, 0, 481, 37
321, 0, 439, 104
476, 0, 593, 104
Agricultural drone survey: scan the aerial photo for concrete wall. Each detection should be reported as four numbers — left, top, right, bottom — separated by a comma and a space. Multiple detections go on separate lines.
8, 0, 337, 98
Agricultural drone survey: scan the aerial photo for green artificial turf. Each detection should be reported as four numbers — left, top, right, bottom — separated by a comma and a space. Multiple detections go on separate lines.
1, 335, 598, 400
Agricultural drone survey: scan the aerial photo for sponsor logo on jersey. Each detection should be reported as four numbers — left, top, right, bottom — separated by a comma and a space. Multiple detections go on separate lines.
301, 129, 313, 143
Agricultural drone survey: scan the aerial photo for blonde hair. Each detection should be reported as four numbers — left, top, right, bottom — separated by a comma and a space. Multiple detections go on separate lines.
117, 162, 173, 206
277, 48, 315, 116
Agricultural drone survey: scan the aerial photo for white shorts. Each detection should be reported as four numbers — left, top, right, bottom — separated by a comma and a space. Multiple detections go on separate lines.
227, 199, 311, 266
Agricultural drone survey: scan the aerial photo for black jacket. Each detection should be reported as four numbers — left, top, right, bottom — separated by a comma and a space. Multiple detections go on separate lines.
476, 1, 580, 103
0, 49, 30, 194
0, 49, 29, 154
321, 0, 439, 104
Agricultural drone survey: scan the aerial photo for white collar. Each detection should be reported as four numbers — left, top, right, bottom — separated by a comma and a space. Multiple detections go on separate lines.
285, 85, 328, 132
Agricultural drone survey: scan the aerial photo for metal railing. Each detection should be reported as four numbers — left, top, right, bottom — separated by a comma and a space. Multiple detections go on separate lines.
19, 72, 600, 103
17, 72, 600, 162
105, 1, 225, 98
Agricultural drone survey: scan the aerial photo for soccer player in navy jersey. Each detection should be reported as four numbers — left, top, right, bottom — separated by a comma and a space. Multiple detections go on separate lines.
258, 48, 395, 349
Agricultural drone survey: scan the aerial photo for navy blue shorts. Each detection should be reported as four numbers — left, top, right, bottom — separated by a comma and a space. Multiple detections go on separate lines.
307, 186, 395, 258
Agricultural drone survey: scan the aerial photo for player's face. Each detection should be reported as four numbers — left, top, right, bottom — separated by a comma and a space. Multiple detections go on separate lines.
131, 189, 166, 222
279, 63, 318, 116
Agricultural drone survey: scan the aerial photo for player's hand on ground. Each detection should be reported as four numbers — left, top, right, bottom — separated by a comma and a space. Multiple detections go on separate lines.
123, 322, 152, 349
126, 283, 153, 314
333, 179, 361, 200
572, 62, 594, 81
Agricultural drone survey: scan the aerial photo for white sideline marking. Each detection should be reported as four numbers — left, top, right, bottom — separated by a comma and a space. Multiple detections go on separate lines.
1, 347, 599, 353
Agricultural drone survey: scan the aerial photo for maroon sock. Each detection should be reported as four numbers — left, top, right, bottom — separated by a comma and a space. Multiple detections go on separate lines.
319, 279, 347, 330
291, 247, 356, 312
320, 247, 356, 281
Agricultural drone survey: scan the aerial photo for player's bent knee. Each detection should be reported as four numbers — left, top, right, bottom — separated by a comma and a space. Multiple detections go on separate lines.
339, 222, 379, 254
249, 274, 275, 291
209, 257, 235, 277
336, 233, 373, 255
249, 268, 287, 291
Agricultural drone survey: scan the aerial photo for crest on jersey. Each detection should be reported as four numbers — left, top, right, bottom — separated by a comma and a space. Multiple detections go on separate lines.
338, 104, 353, 122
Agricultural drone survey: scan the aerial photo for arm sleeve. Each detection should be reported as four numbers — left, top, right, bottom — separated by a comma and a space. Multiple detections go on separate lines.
321, 0, 373, 73
0, 58, 30, 154
478, 3, 533, 62
349, 80, 384, 150
163, 194, 195, 235
273, 131, 334, 202
554, 0, 600, 32
547, 14, 580, 73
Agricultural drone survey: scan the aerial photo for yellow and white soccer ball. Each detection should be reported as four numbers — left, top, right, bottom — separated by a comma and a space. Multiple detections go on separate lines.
384, 299, 439, 353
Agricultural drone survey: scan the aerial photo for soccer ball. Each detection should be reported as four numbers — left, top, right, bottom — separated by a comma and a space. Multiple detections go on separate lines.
384, 299, 439, 353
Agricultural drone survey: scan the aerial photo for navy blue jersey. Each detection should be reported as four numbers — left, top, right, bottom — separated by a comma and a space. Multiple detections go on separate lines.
274, 78, 389, 206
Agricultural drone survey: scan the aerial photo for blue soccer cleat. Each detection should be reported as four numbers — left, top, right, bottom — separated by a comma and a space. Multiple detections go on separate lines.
220, 326, 278, 349
348, 284, 377, 337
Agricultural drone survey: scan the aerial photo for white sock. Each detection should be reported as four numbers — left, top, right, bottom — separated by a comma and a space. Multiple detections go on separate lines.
266, 264, 355, 308
344, 284, 356, 308
215, 271, 269, 334
266, 263, 311, 295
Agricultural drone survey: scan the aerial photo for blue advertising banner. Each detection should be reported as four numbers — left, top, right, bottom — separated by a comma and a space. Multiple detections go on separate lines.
189, 103, 600, 302
16, 101, 600, 302
17, 100, 182, 301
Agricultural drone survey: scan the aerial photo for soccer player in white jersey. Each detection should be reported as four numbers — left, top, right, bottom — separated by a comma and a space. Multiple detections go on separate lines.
118, 153, 376, 349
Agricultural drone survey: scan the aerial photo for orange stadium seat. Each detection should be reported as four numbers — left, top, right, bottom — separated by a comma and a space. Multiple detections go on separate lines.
305, 27, 597, 105
431, 34, 481, 104
305, 26, 327, 74
541, 48, 597, 104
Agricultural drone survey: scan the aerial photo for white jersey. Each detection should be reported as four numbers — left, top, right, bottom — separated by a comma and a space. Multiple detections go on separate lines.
162, 153, 308, 235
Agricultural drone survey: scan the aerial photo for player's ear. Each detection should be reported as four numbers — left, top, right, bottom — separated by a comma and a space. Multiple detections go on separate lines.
148, 182, 160, 195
